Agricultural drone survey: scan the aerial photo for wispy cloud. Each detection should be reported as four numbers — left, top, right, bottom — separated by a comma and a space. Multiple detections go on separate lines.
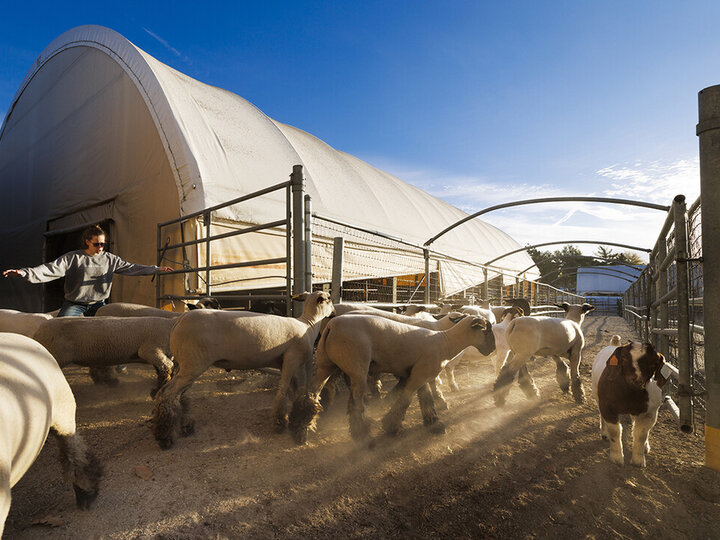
596, 158, 699, 204
143, 28, 191, 64
365, 155, 701, 261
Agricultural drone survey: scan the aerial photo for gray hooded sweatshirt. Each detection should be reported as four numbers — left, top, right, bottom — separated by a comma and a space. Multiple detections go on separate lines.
19, 250, 162, 304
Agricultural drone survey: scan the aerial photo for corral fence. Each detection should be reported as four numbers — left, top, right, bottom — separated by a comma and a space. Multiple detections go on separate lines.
310, 212, 584, 316
155, 165, 584, 318
623, 195, 703, 434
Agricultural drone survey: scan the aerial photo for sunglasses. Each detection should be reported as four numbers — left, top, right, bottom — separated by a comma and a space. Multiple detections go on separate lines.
92, 242, 106, 247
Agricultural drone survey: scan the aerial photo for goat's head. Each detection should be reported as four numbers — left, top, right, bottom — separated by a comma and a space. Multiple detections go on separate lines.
605, 342, 669, 389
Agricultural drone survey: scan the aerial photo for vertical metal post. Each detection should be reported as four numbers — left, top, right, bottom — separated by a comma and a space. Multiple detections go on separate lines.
699, 85, 720, 468
285, 184, 292, 316
391, 277, 397, 304
304, 195, 312, 293
499, 274, 504, 305
204, 211, 211, 297
291, 165, 306, 315
648, 260, 657, 349
673, 195, 694, 433
423, 249, 431, 304
697, 86, 720, 470
657, 241, 670, 359
156, 223, 162, 307
483, 268, 489, 301
331, 237, 344, 304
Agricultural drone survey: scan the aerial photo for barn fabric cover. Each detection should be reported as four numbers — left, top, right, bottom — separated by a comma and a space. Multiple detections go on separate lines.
0, 25, 538, 311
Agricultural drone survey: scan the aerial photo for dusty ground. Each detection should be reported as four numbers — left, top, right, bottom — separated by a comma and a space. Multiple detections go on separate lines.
4, 315, 720, 539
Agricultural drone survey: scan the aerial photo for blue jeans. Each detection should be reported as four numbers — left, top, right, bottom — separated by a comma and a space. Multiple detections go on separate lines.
58, 299, 106, 317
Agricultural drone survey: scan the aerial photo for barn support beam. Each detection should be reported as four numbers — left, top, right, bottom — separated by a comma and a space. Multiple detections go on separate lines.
291, 165, 306, 315
331, 237, 344, 305
698, 85, 720, 470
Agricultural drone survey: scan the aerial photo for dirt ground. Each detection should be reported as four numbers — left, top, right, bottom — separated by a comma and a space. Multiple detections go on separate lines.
4, 315, 720, 539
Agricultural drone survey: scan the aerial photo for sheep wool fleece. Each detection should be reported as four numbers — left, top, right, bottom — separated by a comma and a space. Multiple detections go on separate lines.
19, 250, 161, 303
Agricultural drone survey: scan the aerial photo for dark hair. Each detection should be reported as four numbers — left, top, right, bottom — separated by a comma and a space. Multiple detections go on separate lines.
81, 225, 106, 245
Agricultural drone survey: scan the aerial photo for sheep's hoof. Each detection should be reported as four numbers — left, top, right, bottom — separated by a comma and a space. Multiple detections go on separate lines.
381, 420, 401, 436
157, 437, 175, 450
428, 422, 446, 435
436, 400, 449, 412
274, 416, 288, 433
493, 392, 507, 407
292, 427, 308, 445
630, 457, 646, 467
73, 484, 99, 510
181, 420, 195, 437
571, 381, 585, 403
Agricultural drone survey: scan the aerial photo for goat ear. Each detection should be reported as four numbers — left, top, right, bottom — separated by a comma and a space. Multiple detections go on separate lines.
186, 302, 198, 310
555, 303, 569, 311
605, 345, 630, 381
316, 295, 326, 304
292, 292, 309, 302
582, 303, 595, 312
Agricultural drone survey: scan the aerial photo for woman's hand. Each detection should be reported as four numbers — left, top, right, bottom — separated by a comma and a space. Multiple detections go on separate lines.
2, 269, 23, 278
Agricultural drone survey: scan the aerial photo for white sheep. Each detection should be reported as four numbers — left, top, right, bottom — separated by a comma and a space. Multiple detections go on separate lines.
591, 342, 670, 467
288, 314, 496, 445
96, 296, 220, 318
492, 302, 594, 406
152, 291, 334, 449
0, 333, 102, 535
33, 316, 176, 396
0, 308, 53, 337
323, 306, 466, 407
441, 306, 525, 391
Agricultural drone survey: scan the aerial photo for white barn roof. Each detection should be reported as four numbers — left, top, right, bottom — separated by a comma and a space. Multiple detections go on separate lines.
0, 25, 537, 310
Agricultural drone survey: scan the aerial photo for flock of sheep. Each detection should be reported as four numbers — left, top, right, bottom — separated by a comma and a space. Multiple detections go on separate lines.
0, 292, 672, 534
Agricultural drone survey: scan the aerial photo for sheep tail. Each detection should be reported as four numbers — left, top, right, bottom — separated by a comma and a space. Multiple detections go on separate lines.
52, 430, 103, 510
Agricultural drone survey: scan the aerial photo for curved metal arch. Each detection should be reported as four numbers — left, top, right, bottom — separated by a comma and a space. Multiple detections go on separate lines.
485, 240, 651, 267
424, 196, 670, 247
516, 254, 645, 277
540, 265, 644, 283
548, 270, 635, 287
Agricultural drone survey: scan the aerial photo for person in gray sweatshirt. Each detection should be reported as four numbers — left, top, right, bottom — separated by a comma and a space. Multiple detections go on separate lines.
3, 224, 173, 317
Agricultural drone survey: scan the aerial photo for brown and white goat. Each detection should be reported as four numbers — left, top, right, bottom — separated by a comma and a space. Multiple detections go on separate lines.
289, 314, 495, 445
0, 333, 102, 534
591, 342, 670, 467
152, 291, 334, 449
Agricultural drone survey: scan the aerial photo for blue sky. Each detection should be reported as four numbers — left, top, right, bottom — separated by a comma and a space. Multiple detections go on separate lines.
1, 1, 716, 259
